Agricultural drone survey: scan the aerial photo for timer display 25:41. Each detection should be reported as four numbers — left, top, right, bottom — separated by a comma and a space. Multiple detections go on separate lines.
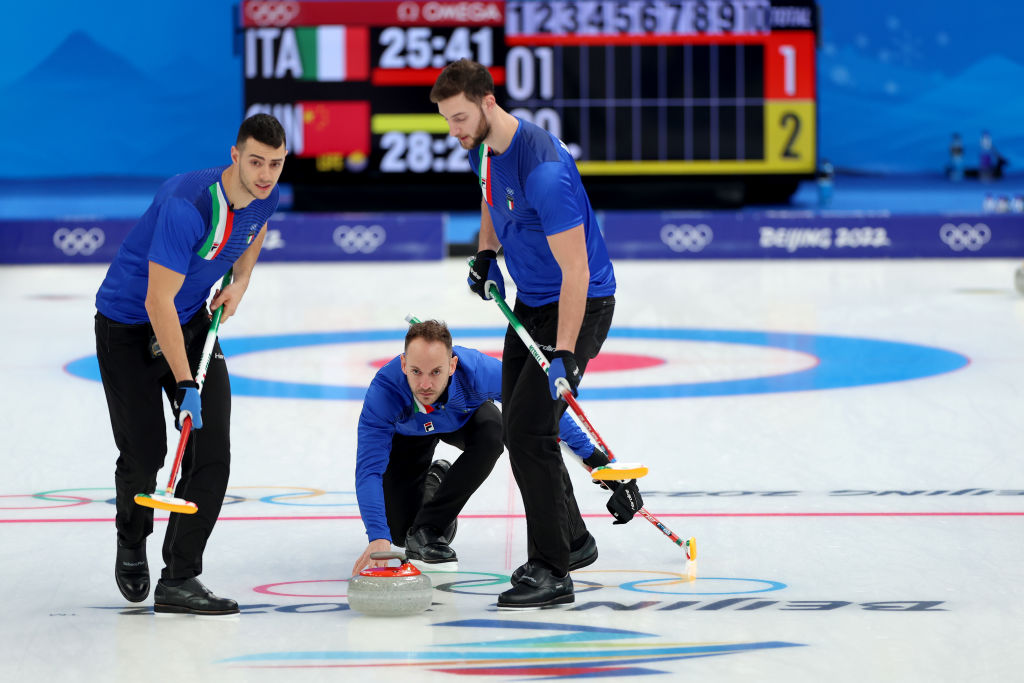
378, 26, 495, 69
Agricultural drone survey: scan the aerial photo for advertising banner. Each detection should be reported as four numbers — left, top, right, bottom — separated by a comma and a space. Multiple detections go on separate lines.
0, 213, 445, 264
601, 211, 1024, 259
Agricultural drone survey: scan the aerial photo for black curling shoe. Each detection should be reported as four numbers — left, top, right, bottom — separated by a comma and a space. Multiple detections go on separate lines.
115, 542, 150, 603
510, 532, 598, 585
405, 526, 458, 568
498, 564, 574, 609
154, 578, 239, 615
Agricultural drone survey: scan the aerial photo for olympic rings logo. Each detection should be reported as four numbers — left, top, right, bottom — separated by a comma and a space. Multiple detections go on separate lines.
252, 571, 787, 598
939, 222, 991, 252
15, 486, 357, 509
333, 224, 387, 254
53, 227, 105, 256
245, 1, 300, 26
660, 223, 713, 252
397, 1, 420, 20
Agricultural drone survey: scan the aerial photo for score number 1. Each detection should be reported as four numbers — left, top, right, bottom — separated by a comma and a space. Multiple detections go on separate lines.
505, 46, 564, 141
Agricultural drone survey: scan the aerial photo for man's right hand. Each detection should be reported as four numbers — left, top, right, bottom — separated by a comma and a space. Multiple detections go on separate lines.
468, 250, 506, 300
173, 380, 202, 430
351, 538, 393, 577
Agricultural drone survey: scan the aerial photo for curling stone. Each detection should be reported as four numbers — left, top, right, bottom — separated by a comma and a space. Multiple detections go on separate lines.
348, 551, 433, 617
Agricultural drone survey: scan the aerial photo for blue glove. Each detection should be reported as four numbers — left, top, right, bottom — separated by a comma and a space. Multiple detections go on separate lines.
173, 380, 202, 430
467, 250, 506, 301
548, 350, 580, 399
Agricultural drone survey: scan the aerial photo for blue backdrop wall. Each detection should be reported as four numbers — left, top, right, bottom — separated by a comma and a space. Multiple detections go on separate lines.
816, 1, 1023, 174
0, 1, 241, 178
1, 1, 1020, 178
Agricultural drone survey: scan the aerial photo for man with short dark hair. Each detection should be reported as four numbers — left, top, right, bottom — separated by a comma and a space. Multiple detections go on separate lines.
95, 113, 287, 615
431, 60, 642, 609
351, 320, 600, 577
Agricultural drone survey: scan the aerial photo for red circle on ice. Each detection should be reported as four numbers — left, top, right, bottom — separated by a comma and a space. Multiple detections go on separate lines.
371, 351, 664, 372
254, 579, 350, 597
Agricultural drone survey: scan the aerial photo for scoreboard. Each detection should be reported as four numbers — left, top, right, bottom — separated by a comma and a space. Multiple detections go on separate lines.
240, 0, 818, 209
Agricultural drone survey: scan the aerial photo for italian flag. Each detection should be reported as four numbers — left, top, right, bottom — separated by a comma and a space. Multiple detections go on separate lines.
197, 183, 234, 260
295, 26, 369, 82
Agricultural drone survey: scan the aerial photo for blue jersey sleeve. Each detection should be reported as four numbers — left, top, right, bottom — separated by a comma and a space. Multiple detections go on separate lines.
148, 198, 205, 275
558, 412, 594, 459
355, 381, 401, 543
468, 349, 503, 401
525, 162, 585, 236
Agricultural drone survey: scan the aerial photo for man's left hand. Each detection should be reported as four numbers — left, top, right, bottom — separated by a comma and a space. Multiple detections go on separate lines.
606, 479, 643, 524
209, 281, 245, 323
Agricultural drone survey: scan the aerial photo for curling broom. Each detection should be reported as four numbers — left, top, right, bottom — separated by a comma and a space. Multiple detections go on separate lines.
134, 270, 232, 515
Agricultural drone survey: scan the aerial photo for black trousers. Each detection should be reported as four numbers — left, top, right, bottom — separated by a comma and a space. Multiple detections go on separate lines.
502, 295, 615, 574
95, 309, 230, 580
383, 400, 503, 545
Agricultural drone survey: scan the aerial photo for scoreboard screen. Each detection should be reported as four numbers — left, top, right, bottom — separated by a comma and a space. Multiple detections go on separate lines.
240, 0, 818, 209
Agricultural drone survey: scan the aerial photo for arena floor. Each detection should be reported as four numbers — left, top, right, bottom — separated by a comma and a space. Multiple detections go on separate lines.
2, 257, 1023, 681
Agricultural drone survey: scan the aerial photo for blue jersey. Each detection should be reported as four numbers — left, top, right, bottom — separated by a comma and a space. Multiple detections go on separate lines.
95, 166, 279, 324
355, 346, 593, 543
467, 118, 615, 306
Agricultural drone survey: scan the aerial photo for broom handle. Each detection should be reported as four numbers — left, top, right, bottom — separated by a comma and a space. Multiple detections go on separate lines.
478, 287, 695, 556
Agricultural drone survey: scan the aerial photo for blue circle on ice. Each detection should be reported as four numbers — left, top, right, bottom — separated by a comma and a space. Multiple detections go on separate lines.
65, 326, 968, 401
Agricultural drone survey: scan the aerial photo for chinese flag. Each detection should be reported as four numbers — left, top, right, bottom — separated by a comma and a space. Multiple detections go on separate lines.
299, 101, 370, 157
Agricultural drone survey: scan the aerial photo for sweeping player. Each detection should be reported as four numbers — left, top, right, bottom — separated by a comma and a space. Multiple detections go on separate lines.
430, 60, 643, 609
94, 114, 286, 615
351, 320, 607, 577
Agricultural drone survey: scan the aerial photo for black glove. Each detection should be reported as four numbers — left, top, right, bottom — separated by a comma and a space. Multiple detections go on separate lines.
585, 446, 614, 491
582, 445, 611, 470
606, 479, 643, 524
467, 250, 506, 300
548, 349, 580, 399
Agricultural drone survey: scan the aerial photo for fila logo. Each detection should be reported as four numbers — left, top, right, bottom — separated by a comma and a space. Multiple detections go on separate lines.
424, 422, 435, 432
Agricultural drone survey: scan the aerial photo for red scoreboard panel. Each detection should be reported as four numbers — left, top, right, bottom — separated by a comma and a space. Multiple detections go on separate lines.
240, 0, 818, 209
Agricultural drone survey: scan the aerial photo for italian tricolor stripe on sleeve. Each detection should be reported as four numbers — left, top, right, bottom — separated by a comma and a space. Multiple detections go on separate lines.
479, 145, 493, 206
197, 183, 234, 260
